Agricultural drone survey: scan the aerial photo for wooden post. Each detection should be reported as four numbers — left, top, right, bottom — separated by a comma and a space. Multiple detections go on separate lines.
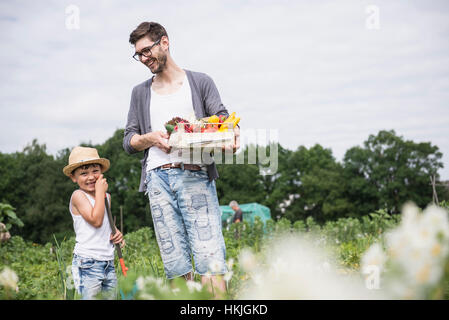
430, 175, 439, 205
120, 205, 123, 233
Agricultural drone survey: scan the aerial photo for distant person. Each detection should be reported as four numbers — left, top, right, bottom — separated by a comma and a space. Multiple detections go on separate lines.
63, 146, 124, 300
229, 200, 243, 223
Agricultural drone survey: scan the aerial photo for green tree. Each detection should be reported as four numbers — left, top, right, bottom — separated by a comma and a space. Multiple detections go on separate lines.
6, 140, 74, 243
343, 130, 444, 215
215, 144, 266, 206
95, 129, 151, 233
281, 144, 352, 223
215, 142, 292, 219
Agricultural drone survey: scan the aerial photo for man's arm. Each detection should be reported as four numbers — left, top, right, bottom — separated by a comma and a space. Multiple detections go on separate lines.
123, 87, 140, 154
123, 87, 171, 153
202, 74, 229, 117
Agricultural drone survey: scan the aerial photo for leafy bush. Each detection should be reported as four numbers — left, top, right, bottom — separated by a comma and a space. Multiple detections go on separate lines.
0, 209, 405, 300
0, 203, 24, 232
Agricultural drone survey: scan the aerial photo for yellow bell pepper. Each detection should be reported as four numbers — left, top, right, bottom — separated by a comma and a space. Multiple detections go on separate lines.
208, 115, 220, 123
233, 117, 240, 128
218, 112, 238, 132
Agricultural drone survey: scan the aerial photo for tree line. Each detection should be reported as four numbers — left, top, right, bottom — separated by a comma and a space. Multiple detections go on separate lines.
0, 129, 447, 244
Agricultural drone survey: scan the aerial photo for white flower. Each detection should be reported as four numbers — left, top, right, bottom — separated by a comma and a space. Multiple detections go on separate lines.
226, 258, 234, 270
139, 292, 155, 300
412, 261, 443, 286
65, 265, 72, 275
380, 203, 449, 298
321, 262, 331, 273
0, 267, 19, 291
136, 276, 146, 291
239, 248, 257, 272
361, 243, 387, 273
238, 235, 387, 300
422, 205, 449, 241
208, 260, 222, 273
223, 271, 233, 282
65, 266, 74, 290
401, 202, 420, 228
136, 275, 168, 293
186, 280, 203, 293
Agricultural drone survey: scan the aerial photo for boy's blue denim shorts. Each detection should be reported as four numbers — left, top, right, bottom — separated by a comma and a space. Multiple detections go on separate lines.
71, 253, 117, 300
145, 167, 228, 279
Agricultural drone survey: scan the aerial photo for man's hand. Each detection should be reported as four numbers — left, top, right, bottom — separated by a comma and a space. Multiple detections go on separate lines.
131, 131, 171, 153
147, 131, 171, 153
222, 125, 240, 154
232, 125, 240, 153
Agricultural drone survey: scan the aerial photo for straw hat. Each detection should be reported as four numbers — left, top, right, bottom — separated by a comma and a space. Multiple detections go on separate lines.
63, 146, 110, 177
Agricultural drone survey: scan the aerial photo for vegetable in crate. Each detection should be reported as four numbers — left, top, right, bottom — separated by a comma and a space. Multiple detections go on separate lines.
218, 112, 240, 132
164, 117, 188, 134
206, 115, 220, 131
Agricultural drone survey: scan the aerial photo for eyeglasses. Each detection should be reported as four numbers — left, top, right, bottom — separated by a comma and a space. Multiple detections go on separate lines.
132, 38, 161, 61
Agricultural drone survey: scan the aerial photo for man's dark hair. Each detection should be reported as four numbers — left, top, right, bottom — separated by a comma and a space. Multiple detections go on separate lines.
129, 22, 168, 45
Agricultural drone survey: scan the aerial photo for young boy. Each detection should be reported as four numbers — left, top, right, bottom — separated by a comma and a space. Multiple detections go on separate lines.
63, 146, 124, 300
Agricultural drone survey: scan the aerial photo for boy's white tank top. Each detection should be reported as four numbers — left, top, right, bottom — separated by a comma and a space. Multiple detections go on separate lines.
69, 190, 115, 261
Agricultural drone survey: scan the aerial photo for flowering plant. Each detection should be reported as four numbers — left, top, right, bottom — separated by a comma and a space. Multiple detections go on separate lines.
361, 202, 449, 299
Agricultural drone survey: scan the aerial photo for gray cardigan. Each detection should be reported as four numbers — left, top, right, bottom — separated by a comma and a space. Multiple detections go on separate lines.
123, 69, 229, 192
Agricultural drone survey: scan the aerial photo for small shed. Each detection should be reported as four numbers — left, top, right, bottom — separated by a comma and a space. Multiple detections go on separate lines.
219, 202, 272, 226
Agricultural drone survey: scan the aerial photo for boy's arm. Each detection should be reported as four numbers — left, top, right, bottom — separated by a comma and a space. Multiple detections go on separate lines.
71, 175, 108, 228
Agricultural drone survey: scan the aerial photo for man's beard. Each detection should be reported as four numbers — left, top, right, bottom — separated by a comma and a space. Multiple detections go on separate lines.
146, 54, 167, 74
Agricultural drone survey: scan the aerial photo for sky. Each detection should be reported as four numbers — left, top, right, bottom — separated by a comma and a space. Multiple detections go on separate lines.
1, 0, 449, 179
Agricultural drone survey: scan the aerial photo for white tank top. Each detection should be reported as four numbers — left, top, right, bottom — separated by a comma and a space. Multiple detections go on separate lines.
146, 73, 203, 172
69, 190, 115, 261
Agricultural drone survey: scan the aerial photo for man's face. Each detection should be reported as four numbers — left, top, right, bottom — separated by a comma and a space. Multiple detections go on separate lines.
135, 36, 167, 74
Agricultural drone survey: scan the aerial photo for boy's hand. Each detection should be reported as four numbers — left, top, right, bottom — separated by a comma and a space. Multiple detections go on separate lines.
110, 229, 125, 248
95, 174, 108, 195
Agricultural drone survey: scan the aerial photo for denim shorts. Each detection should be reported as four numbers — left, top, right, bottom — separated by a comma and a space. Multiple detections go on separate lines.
145, 167, 228, 279
71, 253, 117, 300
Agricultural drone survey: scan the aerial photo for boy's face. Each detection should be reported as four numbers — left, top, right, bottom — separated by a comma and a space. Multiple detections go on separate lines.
70, 164, 102, 193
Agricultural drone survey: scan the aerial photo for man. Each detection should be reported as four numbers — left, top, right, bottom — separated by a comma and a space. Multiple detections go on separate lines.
229, 200, 243, 223
123, 22, 239, 297
229, 200, 243, 240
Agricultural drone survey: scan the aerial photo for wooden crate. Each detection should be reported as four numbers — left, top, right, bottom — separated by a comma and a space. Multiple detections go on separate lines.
168, 121, 235, 149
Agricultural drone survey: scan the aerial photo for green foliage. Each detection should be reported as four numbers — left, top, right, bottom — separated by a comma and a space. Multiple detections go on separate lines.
0, 203, 24, 231
53, 235, 76, 300
0, 236, 61, 299
284, 145, 354, 222
440, 200, 449, 211
343, 130, 444, 215
0, 128, 446, 245
1, 140, 74, 243
0, 211, 402, 299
